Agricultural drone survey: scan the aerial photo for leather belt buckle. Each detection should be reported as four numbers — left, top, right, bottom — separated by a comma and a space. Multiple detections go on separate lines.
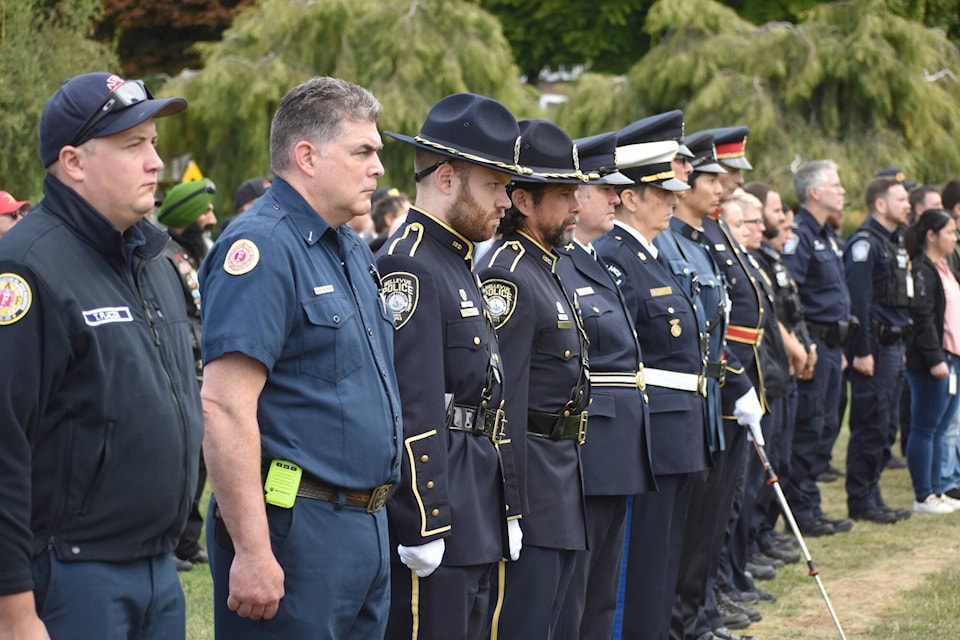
366, 483, 393, 513
491, 408, 507, 444
577, 412, 588, 445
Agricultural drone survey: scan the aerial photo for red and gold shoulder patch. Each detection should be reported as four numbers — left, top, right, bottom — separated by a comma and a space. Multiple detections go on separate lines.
0, 273, 32, 325
223, 239, 260, 275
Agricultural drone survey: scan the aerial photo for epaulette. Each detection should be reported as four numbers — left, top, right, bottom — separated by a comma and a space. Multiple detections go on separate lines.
485, 240, 525, 273
386, 222, 425, 258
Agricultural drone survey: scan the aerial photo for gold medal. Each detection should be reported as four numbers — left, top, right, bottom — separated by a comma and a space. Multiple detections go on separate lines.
670, 318, 682, 338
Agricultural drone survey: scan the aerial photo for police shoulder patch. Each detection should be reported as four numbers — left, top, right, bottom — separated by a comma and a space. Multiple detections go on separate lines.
223, 239, 260, 275
482, 278, 518, 329
605, 262, 625, 287
782, 235, 799, 255
850, 239, 870, 263
0, 273, 32, 325
381, 272, 419, 329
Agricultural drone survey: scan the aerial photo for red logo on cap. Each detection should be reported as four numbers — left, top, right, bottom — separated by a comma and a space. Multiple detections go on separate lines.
106, 74, 125, 93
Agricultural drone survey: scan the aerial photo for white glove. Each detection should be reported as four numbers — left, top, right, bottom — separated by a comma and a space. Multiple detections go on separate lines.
733, 388, 765, 446
397, 539, 445, 577
507, 519, 523, 561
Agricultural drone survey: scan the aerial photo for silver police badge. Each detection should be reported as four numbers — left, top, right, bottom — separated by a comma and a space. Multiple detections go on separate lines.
381, 272, 419, 329
482, 279, 518, 329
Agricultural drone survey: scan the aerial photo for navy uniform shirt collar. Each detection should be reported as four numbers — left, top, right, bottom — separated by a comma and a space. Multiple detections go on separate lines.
865, 215, 902, 242
670, 215, 706, 244
406, 206, 475, 265
513, 229, 559, 270
796, 207, 829, 237
268, 176, 336, 247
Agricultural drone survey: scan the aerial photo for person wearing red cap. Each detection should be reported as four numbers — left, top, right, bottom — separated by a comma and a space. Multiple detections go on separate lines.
0, 191, 29, 237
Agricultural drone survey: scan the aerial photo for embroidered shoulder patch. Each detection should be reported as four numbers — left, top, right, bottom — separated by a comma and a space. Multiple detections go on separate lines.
605, 262, 625, 287
482, 279, 518, 329
0, 273, 31, 325
782, 235, 799, 255
223, 239, 260, 275
849, 239, 870, 263
381, 272, 419, 329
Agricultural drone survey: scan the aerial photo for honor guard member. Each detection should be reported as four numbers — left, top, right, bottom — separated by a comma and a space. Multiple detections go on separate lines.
701, 126, 752, 201
596, 135, 708, 640
781, 160, 855, 537
478, 120, 592, 638
553, 132, 657, 640
199, 78, 403, 639
657, 131, 760, 640
0, 72, 202, 638
843, 177, 915, 524
376, 94, 527, 639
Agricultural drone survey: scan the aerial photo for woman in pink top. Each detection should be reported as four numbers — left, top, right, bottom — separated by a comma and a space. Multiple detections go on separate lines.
905, 209, 960, 514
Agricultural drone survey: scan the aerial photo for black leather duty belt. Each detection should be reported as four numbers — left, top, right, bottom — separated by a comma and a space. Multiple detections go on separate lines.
448, 404, 507, 442
262, 462, 392, 513
526, 410, 588, 444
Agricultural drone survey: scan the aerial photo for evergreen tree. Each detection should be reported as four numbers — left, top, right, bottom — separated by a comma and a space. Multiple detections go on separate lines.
156, 0, 535, 207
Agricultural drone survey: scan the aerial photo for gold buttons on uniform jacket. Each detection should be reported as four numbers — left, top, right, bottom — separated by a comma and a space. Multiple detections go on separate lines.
667, 307, 675, 314
426, 481, 435, 489
474, 336, 481, 345
421, 455, 429, 462
431, 509, 440, 517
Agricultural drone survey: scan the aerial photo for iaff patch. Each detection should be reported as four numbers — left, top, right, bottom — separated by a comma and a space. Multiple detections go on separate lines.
223, 239, 260, 275
0, 273, 31, 325
482, 279, 518, 329
382, 272, 419, 329
850, 239, 871, 263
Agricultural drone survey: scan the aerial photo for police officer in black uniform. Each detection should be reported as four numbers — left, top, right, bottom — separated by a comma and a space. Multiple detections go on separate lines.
377, 94, 529, 639
781, 160, 856, 536
843, 176, 915, 523
553, 132, 657, 640
479, 119, 593, 638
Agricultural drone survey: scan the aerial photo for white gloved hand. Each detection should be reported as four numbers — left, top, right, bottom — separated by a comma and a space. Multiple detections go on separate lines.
733, 388, 765, 446
507, 519, 523, 561
397, 539, 445, 577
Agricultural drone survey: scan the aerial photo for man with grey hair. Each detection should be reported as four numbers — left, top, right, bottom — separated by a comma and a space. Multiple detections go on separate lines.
199, 77, 403, 638
781, 160, 855, 537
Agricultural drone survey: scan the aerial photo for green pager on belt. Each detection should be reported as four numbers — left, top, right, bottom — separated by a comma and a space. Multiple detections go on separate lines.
264, 459, 302, 509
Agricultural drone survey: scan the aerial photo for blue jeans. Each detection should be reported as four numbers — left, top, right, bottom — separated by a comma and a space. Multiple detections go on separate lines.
940, 400, 960, 492
906, 356, 960, 501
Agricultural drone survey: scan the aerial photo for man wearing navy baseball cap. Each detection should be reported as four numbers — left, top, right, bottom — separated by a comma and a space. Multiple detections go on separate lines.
0, 73, 201, 638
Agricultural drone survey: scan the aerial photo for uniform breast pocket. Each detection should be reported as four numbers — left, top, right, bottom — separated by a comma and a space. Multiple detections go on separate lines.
580, 298, 617, 355
299, 295, 363, 382
642, 294, 689, 354
446, 317, 487, 353
535, 327, 579, 362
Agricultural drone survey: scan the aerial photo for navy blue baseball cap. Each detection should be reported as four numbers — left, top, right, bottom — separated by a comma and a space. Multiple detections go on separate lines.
40, 72, 187, 167
573, 132, 632, 185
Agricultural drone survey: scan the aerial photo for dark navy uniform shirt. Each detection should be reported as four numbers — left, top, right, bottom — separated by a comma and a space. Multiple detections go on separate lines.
556, 240, 656, 495
199, 177, 402, 491
376, 207, 517, 565
781, 207, 851, 324
478, 231, 588, 551
656, 217, 727, 452
843, 217, 913, 357
595, 221, 709, 476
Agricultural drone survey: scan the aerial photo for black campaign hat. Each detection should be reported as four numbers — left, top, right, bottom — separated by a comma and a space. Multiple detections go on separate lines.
617, 110, 692, 159
385, 93, 538, 180
683, 131, 727, 174
573, 132, 632, 185
514, 120, 592, 184
700, 126, 752, 170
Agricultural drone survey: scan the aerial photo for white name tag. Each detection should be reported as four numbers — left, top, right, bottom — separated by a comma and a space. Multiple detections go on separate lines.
83, 306, 133, 327
314, 285, 335, 295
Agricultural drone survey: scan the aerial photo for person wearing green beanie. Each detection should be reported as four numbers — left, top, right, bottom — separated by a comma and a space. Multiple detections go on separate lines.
156, 178, 217, 572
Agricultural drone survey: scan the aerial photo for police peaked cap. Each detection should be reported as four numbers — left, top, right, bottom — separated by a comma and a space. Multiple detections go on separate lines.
617, 110, 693, 159
615, 140, 689, 192
700, 126, 752, 170
513, 119, 592, 185
573, 132, 633, 185
385, 93, 541, 180
683, 131, 727, 175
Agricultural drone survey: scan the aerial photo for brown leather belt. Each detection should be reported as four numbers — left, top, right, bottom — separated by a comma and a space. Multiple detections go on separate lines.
262, 462, 392, 513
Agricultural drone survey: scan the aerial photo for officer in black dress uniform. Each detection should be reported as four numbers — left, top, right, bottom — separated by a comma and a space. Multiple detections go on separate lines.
595, 132, 708, 640
553, 132, 657, 640
377, 93, 532, 639
479, 119, 593, 638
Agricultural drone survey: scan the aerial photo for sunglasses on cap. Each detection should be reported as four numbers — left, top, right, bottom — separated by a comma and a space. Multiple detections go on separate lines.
70, 80, 152, 148
0, 209, 25, 220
